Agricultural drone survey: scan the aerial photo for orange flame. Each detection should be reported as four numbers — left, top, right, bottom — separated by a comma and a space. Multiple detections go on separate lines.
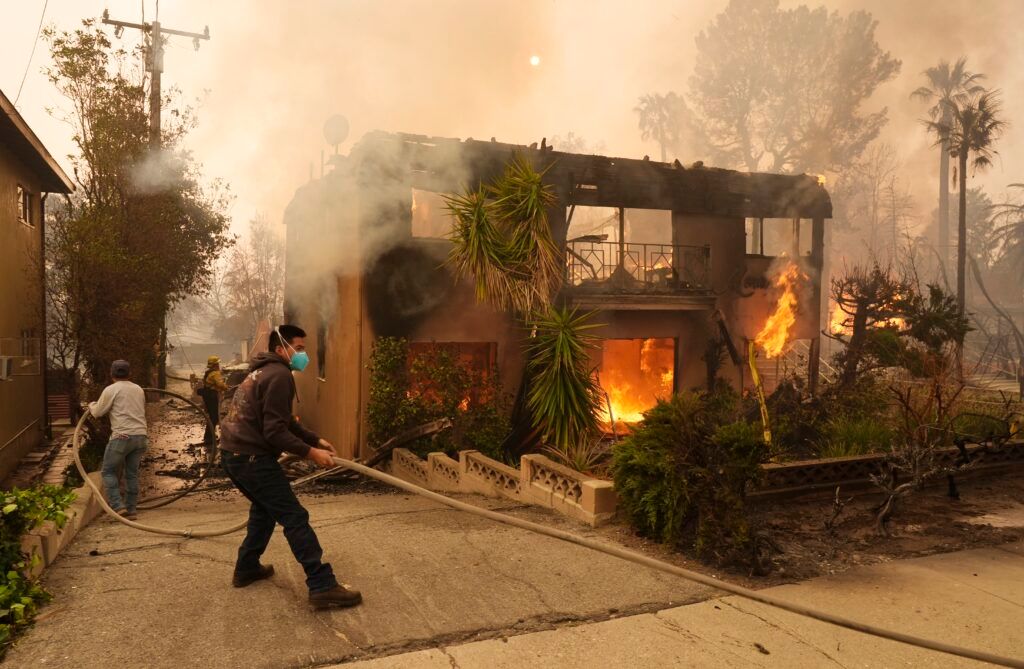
829, 303, 849, 336
829, 299, 906, 338
598, 338, 674, 427
755, 261, 806, 358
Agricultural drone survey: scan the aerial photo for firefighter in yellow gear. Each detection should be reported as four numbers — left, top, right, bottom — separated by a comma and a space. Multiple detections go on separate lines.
199, 356, 230, 446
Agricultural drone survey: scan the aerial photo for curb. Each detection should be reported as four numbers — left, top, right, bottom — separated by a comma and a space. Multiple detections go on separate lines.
19, 472, 105, 578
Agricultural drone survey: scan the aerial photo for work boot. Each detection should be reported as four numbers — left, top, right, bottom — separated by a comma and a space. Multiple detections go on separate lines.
232, 564, 275, 588
309, 584, 363, 609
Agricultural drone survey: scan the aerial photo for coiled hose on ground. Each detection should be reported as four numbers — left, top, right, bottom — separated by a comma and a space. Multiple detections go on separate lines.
72, 390, 1024, 668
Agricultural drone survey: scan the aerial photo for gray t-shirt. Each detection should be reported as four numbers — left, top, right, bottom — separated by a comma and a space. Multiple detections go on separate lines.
89, 381, 148, 437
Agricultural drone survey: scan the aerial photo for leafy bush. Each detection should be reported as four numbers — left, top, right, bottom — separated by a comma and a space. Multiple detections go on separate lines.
367, 337, 511, 461
755, 380, 819, 460
816, 415, 894, 458
0, 485, 75, 656
612, 390, 766, 567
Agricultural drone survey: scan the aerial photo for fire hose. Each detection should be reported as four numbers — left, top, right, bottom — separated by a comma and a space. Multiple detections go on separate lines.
72, 392, 1023, 668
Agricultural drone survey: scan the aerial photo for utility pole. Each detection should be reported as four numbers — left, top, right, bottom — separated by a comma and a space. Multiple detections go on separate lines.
103, 9, 210, 150
102, 8, 210, 388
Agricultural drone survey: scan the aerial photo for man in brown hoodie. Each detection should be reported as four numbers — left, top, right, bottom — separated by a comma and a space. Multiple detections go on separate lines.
220, 324, 361, 609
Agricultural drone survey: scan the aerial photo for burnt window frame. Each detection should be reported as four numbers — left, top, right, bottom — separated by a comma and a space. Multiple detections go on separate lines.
594, 336, 678, 424
410, 188, 454, 240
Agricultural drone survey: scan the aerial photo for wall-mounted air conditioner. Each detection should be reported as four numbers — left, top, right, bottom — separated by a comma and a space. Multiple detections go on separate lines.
0, 357, 13, 381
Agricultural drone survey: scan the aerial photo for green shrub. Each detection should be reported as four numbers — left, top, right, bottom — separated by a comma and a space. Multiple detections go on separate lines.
951, 412, 1012, 444
612, 390, 766, 567
755, 380, 819, 460
366, 336, 420, 450
0, 485, 75, 656
367, 337, 511, 461
816, 415, 894, 458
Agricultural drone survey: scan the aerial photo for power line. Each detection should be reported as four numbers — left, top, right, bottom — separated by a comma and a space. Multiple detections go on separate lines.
14, 0, 49, 106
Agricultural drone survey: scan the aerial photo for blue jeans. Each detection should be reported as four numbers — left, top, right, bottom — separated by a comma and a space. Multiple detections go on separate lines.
101, 435, 148, 512
221, 450, 338, 593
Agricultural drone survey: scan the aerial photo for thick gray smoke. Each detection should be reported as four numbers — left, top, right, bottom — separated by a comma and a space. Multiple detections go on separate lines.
827, 0, 1024, 210
282, 136, 473, 327
9, 1, 1024, 239
39, 0, 1015, 288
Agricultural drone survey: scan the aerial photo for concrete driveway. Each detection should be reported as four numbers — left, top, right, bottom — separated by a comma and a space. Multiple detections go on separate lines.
6, 485, 710, 668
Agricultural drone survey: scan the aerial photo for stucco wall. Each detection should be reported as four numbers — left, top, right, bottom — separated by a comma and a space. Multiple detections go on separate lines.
286, 173, 826, 456
672, 212, 821, 390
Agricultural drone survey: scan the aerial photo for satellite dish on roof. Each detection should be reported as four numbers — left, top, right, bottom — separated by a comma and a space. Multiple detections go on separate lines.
323, 115, 350, 151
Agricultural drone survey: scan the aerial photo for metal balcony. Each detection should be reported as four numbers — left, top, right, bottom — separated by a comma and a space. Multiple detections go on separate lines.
564, 240, 711, 297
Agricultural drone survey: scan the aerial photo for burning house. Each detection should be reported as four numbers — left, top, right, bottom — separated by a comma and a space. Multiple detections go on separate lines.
283, 132, 831, 459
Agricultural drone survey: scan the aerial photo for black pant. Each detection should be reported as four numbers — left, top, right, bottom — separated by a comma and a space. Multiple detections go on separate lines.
221, 450, 338, 593
202, 393, 219, 445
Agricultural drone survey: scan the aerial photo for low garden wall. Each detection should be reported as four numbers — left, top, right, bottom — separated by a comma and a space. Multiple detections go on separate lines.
389, 440, 1024, 525
752, 439, 1024, 499
19, 472, 105, 579
389, 449, 617, 527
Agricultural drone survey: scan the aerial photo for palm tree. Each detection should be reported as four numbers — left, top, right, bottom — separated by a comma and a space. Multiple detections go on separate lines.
912, 58, 986, 272
926, 90, 1007, 316
635, 92, 682, 162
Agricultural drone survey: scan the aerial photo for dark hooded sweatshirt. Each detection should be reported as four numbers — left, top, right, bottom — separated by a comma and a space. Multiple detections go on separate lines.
219, 352, 319, 458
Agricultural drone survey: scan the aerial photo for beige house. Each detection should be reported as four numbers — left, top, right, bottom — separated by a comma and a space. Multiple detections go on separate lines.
0, 90, 74, 480
284, 133, 831, 459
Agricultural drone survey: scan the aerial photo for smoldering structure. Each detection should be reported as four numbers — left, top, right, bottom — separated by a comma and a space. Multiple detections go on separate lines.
283, 132, 832, 458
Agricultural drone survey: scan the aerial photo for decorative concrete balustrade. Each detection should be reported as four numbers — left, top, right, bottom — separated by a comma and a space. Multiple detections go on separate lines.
388, 441, 1024, 526
391, 447, 429, 485
388, 449, 618, 527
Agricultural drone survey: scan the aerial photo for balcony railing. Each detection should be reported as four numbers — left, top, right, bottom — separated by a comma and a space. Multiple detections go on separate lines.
565, 241, 711, 294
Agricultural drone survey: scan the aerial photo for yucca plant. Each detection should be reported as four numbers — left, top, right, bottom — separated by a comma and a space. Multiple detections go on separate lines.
445, 186, 516, 307
543, 435, 611, 476
444, 154, 560, 315
525, 307, 605, 453
491, 156, 562, 306
446, 155, 605, 463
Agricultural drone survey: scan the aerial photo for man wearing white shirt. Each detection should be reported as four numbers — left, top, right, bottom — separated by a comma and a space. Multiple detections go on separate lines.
89, 360, 148, 520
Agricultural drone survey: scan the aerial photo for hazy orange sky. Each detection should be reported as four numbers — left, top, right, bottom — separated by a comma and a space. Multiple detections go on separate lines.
4, 0, 1024, 236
